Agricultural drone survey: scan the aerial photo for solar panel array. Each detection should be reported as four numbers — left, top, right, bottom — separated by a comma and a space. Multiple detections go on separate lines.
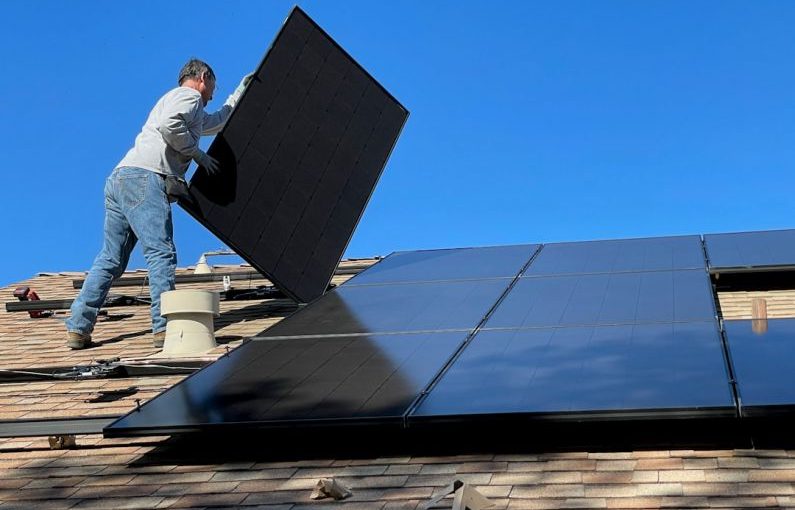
111, 230, 795, 436
180, 7, 409, 303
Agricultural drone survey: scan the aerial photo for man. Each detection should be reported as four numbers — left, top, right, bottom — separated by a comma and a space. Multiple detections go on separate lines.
66, 59, 252, 350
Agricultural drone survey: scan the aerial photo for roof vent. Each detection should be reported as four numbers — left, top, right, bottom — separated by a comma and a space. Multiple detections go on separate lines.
160, 290, 220, 356
194, 254, 213, 274
193, 249, 238, 274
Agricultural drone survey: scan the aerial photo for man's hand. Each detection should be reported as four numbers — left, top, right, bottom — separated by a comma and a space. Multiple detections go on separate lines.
193, 149, 220, 174
225, 72, 256, 108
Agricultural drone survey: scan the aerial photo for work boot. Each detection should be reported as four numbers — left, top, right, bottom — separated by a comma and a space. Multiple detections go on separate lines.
66, 331, 92, 350
153, 331, 166, 349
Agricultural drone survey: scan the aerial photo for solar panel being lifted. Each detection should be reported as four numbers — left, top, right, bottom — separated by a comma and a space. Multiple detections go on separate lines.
181, 7, 409, 303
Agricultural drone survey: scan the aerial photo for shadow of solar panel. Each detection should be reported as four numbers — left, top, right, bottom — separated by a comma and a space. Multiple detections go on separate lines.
344, 244, 540, 286
105, 332, 467, 435
724, 319, 795, 417
705, 229, 795, 273
180, 7, 409, 303
526, 235, 706, 276
413, 322, 734, 419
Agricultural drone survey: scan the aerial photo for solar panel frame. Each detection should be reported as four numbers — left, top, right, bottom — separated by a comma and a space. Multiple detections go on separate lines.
180, 6, 409, 303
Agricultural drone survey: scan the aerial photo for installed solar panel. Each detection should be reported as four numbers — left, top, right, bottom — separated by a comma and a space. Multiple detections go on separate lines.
724, 319, 795, 416
181, 7, 409, 303
413, 322, 734, 419
526, 235, 706, 276
106, 332, 467, 434
704, 229, 795, 272
484, 270, 716, 329
105, 232, 737, 438
260, 278, 512, 338
345, 244, 539, 286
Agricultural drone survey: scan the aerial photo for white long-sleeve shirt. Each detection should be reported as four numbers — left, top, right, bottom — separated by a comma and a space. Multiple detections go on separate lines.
116, 87, 231, 177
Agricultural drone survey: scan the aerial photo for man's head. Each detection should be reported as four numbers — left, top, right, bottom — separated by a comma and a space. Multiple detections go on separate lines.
178, 58, 216, 106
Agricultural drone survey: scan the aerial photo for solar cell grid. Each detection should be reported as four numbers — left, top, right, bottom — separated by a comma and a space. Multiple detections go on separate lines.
345, 244, 540, 285
484, 269, 716, 329
525, 235, 706, 276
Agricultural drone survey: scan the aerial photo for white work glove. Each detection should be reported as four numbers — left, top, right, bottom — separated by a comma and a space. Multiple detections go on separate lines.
192, 149, 220, 175
225, 72, 255, 108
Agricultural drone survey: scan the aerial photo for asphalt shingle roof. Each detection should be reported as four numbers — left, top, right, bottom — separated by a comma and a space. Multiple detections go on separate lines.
1, 258, 795, 509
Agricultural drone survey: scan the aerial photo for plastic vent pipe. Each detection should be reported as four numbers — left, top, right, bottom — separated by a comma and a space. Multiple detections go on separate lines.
160, 290, 220, 356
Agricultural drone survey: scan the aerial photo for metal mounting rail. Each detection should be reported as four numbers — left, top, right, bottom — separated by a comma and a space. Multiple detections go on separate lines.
0, 416, 119, 438
71, 264, 371, 289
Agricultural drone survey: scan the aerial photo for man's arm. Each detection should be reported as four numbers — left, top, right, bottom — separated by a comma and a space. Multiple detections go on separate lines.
201, 73, 255, 135
201, 105, 232, 136
157, 90, 220, 174
157, 91, 203, 157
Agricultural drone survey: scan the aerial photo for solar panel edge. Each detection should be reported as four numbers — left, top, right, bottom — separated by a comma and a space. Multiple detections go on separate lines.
289, 7, 410, 116
294, 105, 407, 299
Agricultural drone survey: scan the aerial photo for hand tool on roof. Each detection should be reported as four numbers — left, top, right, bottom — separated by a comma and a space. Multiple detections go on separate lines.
13, 287, 52, 318
6, 293, 150, 314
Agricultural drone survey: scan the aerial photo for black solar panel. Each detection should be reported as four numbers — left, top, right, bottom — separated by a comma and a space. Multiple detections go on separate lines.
105, 234, 743, 438
260, 278, 512, 338
484, 270, 716, 329
345, 244, 539, 285
724, 319, 795, 417
413, 322, 734, 419
106, 332, 467, 434
181, 7, 409, 303
526, 235, 706, 276
704, 229, 795, 273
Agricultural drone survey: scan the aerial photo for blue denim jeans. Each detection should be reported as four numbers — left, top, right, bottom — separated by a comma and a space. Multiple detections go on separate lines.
67, 167, 177, 335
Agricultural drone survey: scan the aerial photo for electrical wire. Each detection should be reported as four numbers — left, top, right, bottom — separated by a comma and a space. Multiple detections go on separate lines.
0, 368, 60, 378
0, 362, 199, 380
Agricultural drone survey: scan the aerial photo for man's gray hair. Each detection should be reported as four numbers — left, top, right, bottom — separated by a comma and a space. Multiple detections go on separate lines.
178, 58, 216, 85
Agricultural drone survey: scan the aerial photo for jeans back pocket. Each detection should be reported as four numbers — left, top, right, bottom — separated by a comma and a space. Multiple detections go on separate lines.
118, 175, 148, 211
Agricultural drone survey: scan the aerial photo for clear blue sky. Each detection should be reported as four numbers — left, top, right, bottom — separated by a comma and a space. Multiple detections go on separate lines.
2, 1, 794, 287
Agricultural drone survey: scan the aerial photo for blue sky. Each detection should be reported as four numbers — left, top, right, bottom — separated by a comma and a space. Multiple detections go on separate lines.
2, 1, 794, 286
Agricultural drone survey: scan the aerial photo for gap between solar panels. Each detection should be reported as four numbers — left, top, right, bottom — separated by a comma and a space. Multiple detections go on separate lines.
178, 6, 409, 304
